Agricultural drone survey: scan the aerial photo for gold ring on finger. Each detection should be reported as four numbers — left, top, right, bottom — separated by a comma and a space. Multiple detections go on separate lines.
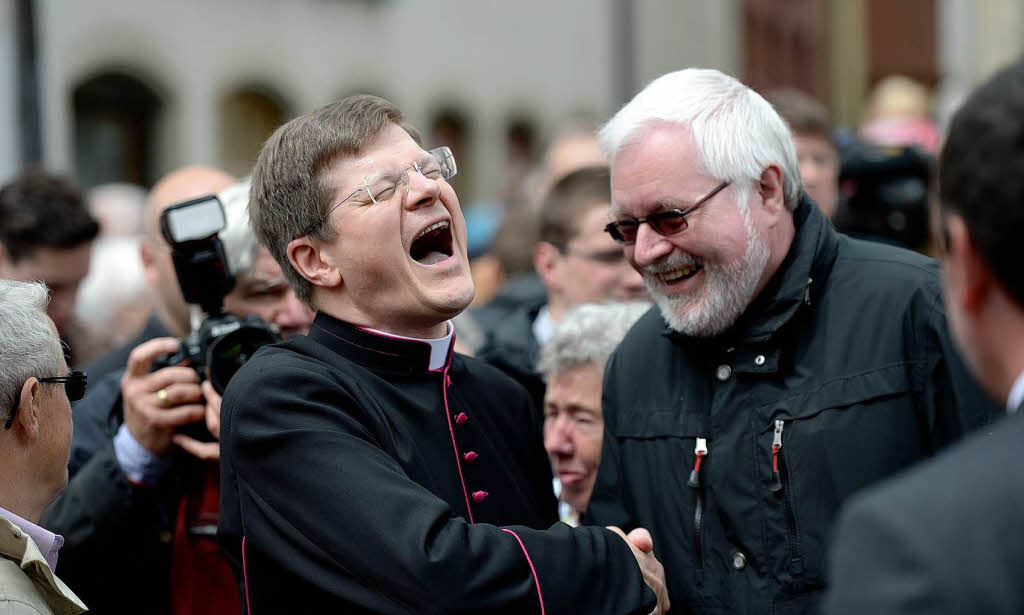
156, 388, 169, 407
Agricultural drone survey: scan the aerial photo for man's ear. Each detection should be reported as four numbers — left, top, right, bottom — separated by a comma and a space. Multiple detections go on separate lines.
287, 237, 342, 289
11, 378, 41, 441
757, 164, 787, 219
947, 215, 992, 313
0, 242, 10, 276
534, 242, 564, 293
139, 239, 160, 285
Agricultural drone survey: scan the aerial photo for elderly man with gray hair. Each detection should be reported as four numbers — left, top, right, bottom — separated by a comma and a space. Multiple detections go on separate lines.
0, 279, 86, 614
539, 301, 649, 526
587, 67, 1000, 613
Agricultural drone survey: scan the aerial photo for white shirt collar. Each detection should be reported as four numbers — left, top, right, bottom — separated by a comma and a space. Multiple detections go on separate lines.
363, 321, 454, 371
0, 506, 63, 572
532, 305, 555, 345
1006, 370, 1024, 414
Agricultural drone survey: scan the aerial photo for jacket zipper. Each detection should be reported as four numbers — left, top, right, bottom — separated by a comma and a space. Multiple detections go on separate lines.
688, 437, 708, 578
770, 420, 804, 577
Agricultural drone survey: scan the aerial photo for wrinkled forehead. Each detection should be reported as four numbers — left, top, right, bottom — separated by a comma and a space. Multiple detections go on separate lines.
325, 124, 427, 194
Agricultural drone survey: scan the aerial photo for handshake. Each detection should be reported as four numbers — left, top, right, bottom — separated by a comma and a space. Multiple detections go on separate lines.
608, 525, 671, 614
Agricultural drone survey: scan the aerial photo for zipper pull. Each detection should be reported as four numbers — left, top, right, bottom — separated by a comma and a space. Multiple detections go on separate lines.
770, 420, 784, 492
688, 437, 708, 488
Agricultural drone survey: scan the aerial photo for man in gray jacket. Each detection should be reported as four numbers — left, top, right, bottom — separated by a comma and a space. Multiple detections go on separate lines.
0, 279, 86, 614
825, 56, 1024, 615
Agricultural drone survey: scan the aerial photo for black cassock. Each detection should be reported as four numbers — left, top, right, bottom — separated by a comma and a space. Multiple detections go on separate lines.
219, 311, 654, 613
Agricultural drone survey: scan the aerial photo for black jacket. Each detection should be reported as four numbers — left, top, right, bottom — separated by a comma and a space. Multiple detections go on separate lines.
587, 197, 1000, 614
84, 313, 172, 384
218, 312, 654, 613
475, 297, 547, 412
825, 407, 1024, 614
41, 368, 187, 614
471, 273, 547, 336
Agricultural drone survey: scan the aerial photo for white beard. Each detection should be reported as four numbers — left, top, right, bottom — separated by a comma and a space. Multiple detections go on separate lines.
644, 202, 770, 338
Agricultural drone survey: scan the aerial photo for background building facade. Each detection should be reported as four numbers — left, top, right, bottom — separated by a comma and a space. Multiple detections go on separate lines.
1, 0, 1021, 206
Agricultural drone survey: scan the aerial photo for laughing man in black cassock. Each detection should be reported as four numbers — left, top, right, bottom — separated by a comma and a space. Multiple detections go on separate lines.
217, 95, 668, 614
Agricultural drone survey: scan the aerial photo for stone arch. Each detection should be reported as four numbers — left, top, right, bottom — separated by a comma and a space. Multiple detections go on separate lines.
72, 70, 164, 188
217, 84, 291, 178
503, 113, 539, 208
427, 105, 474, 202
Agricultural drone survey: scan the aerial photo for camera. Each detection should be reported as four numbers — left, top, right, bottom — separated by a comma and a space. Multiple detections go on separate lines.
833, 142, 932, 251
156, 194, 281, 440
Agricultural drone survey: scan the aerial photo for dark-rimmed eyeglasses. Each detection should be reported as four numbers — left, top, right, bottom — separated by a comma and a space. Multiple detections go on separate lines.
5, 370, 87, 429
604, 181, 731, 245
298, 146, 457, 238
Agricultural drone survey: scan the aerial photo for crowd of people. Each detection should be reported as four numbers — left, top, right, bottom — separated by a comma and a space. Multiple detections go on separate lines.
0, 57, 1022, 614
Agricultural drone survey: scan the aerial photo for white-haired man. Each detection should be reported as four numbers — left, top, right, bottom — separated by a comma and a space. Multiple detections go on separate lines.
586, 68, 1000, 614
0, 279, 86, 614
538, 302, 649, 525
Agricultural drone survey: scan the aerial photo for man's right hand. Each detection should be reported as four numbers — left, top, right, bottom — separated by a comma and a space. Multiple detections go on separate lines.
121, 337, 206, 455
608, 525, 670, 614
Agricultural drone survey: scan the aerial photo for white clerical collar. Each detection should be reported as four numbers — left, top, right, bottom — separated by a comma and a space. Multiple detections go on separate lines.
1006, 369, 1024, 415
363, 321, 454, 371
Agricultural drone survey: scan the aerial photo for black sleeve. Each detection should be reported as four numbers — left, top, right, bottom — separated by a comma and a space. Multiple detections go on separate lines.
43, 369, 180, 609
518, 377, 560, 528
42, 440, 177, 608
66, 369, 123, 475
912, 288, 1001, 450
583, 351, 635, 530
219, 362, 653, 614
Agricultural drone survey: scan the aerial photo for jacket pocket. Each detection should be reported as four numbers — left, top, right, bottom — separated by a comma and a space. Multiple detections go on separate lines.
755, 364, 916, 588
768, 419, 804, 580
612, 410, 708, 579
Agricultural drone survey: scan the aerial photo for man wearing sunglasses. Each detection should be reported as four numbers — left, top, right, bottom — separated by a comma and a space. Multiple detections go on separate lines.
0, 279, 86, 614
219, 95, 667, 613
586, 68, 1000, 614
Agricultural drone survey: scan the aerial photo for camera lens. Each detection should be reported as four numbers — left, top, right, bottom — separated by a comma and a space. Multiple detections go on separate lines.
207, 325, 280, 394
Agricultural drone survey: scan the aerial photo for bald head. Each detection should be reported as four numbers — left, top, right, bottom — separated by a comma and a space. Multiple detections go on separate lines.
141, 166, 234, 337
146, 167, 235, 242
544, 130, 605, 187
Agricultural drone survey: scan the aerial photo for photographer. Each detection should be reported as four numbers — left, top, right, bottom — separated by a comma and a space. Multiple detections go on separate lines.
82, 166, 234, 383
41, 179, 313, 615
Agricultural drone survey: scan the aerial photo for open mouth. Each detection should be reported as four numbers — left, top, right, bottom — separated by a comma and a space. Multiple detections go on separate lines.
410, 220, 454, 265
658, 262, 703, 285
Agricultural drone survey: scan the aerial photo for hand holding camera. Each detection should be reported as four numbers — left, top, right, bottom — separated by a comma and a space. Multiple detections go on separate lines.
122, 337, 206, 456
172, 380, 223, 461
152, 195, 280, 446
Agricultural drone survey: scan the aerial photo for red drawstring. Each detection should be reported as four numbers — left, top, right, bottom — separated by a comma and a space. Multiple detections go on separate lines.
687, 448, 706, 488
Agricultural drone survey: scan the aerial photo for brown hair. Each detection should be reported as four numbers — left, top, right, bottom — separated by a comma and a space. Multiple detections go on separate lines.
249, 95, 421, 306
0, 167, 99, 262
537, 166, 611, 249
763, 88, 833, 142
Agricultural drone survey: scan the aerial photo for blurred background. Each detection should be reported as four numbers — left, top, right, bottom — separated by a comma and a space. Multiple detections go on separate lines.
3, 0, 1022, 205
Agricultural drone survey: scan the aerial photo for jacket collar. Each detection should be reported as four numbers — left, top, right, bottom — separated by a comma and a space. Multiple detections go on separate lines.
0, 514, 86, 614
309, 311, 455, 374
667, 194, 840, 345
141, 312, 174, 340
